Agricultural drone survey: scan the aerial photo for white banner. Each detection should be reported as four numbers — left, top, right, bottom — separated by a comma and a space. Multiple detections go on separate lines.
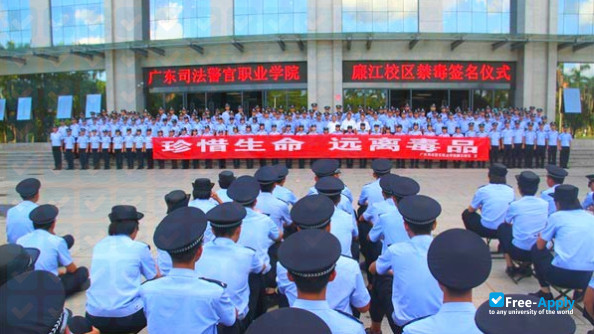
85, 94, 102, 118
17, 97, 32, 121
57, 95, 73, 119
0, 99, 5, 121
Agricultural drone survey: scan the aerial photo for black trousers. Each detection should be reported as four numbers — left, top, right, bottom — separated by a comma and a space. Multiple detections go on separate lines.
439, 160, 447, 168
246, 159, 254, 169
192, 159, 200, 169
531, 245, 592, 289
145, 149, 154, 169
80, 151, 89, 169
61, 266, 89, 297
560, 147, 570, 168
171, 160, 178, 169
462, 209, 498, 239
536, 145, 546, 168
548, 146, 557, 165
218, 320, 242, 334
497, 224, 532, 262
136, 151, 144, 169
285, 159, 293, 169
102, 149, 110, 169
512, 144, 523, 168
247, 273, 265, 323
425, 159, 433, 168
233, 159, 241, 168
126, 148, 134, 169
360, 159, 368, 168
91, 149, 100, 169
490, 146, 499, 164
86, 309, 146, 334
52, 146, 62, 169
115, 149, 123, 169
409, 159, 419, 168
298, 159, 305, 169
503, 144, 512, 166
64, 149, 75, 169
524, 146, 534, 168
346, 159, 354, 168
204, 159, 213, 169
370, 274, 400, 332
158, 159, 165, 169
182, 159, 190, 169
219, 159, 226, 169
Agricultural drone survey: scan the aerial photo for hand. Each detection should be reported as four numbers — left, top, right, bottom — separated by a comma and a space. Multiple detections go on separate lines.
211, 192, 222, 204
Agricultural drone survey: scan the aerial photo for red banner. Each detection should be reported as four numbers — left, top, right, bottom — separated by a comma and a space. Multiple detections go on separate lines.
152, 135, 490, 161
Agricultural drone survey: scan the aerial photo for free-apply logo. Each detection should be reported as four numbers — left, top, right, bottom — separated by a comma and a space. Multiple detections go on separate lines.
487, 292, 574, 315
489, 292, 505, 307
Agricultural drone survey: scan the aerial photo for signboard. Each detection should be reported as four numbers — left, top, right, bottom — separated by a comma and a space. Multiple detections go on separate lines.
152, 135, 490, 161
16, 97, 32, 121
145, 62, 307, 88
0, 99, 5, 121
343, 61, 514, 83
563, 88, 582, 114
85, 94, 102, 118
57, 95, 73, 119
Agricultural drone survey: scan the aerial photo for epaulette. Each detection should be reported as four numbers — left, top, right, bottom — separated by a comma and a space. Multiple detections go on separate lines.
200, 277, 227, 288
244, 246, 257, 253
141, 275, 162, 285
478, 184, 487, 189
334, 309, 363, 324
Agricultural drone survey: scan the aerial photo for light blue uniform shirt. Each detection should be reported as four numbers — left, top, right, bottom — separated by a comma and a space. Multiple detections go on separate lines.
6, 200, 37, 244
17, 229, 72, 275
548, 131, 559, 146
540, 209, 594, 271
501, 128, 514, 145
157, 249, 172, 276
504, 196, 548, 251
272, 185, 298, 206
237, 208, 280, 273
525, 130, 536, 145
188, 198, 218, 243
582, 191, 594, 210
215, 189, 232, 203
292, 299, 365, 334
50, 132, 63, 146
64, 136, 76, 149
194, 238, 264, 319
376, 235, 442, 326
512, 128, 524, 144
362, 198, 392, 225
559, 132, 572, 147
330, 207, 358, 257
369, 201, 408, 253
277, 255, 370, 314
255, 192, 292, 230
358, 179, 384, 207
307, 185, 354, 203
470, 184, 515, 230
403, 302, 481, 334
536, 130, 547, 146
488, 130, 501, 146
140, 268, 236, 334
541, 185, 560, 216
86, 235, 158, 317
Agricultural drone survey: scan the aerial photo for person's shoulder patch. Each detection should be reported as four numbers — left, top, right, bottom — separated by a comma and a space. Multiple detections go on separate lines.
200, 277, 227, 288
334, 309, 363, 324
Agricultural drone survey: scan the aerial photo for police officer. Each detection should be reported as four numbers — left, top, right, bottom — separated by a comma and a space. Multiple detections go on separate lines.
462, 163, 515, 239
271, 164, 298, 206
511, 120, 525, 168
403, 229, 492, 334
370, 195, 443, 334
358, 159, 392, 214
76, 128, 90, 170
276, 195, 370, 315
582, 174, 594, 211
50, 125, 63, 170
112, 129, 124, 169
255, 166, 292, 231
140, 207, 236, 333
501, 121, 514, 166
246, 308, 331, 334
133, 129, 145, 169
6, 178, 40, 243
540, 165, 568, 216
228, 176, 282, 319
559, 124, 572, 168
157, 190, 191, 275
144, 128, 154, 169
85, 205, 157, 333
0, 243, 39, 286
63, 128, 76, 169
124, 128, 135, 169
278, 229, 365, 333
547, 122, 559, 165
216, 171, 236, 203
17, 204, 89, 296
535, 122, 547, 168
497, 171, 548, 279
89, 129, 101, 169
100, 129, 111, 169
189, 178, 221, 243
530, 184, 594, 300
488, 122, 502, 165
307, 158, 354, 202
195, 203, 265, 332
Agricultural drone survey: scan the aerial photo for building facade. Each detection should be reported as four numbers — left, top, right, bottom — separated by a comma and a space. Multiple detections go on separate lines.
1, 0, 594, 120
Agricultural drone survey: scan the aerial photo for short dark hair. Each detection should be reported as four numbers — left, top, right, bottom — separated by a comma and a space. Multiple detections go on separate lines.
20, 193, 37, 201
518, 183, 538, 196
292, 271, 332, 294
108, 220, 139, 236
260, 183, 275, 193
33, 222, 53, 231
241, 200, 257, 208
405, 221, 433, 235
169, 240, 203, 263
212, 225, 240, 238
324, 193, 341, 205
548, 175, 565, 185
557, 200, 582, 211
193, 190, 211, 200
488, 174, 507, 185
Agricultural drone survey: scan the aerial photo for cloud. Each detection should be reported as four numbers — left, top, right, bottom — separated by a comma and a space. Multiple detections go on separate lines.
153, 2, 183, 40
75, 8, 104, 25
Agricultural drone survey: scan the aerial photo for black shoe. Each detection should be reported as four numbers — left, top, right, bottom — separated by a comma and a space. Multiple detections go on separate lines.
529, 290, 554, 300
573, 289, 585, 303
505, 266, 519, 278
517, 264, 533, 277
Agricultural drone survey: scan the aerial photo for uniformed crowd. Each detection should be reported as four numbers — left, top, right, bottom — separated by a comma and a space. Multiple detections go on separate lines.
3, 158, 592, 334
49, 103, 574, 170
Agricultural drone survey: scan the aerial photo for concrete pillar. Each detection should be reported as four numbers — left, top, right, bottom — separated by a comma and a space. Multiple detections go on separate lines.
30, 0, 51, 47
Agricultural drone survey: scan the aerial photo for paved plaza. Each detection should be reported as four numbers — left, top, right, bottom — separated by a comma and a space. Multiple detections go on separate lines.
1, 165, 592, 333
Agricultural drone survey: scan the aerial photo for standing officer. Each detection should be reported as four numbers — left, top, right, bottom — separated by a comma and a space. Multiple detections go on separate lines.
76, 128, 90, 170
124, 128, 135, 169
488, 122, 502, 164
89, 129, 101, 169
278, 229, 366, 333
559, 124, 572, 168
6, 178, 40, 243
501, 121, 513, 166
133, 129, 145, 169
50, 125, 63, 170
63, 128, 76, 169
524, 122, 536, 168
582, 174, 594, 211
140, 207, 236, 333
540, 165, 568, 216
100, 129, 111, 169
403, 229, 492, 334
462, 164, 515, 239
112, 129, 124, 169
144, 128, 154, 169
195, 203, 265, 332
511, 120, 525, 168
547, 122, 559, 165
17, 204, 89, 297
370, 195, 443, 334
85, 205, 157, 333
535, 122, 547, 168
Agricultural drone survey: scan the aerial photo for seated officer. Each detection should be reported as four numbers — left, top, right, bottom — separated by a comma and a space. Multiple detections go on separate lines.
497, 171, 548, 278
216, 171, 236, 203
530, 185, 594, 300
475, 294, 576, 334
278, 229, 366, 333
358, 158, 393, 213
246, 307, 331, 334
403, 229, 492, 334
463, 163, 515, 239
582, 174, 594, 211
0, 243, 39, 286
315, 177, 358, 257
307, 159, 354, 202
194, 203, 265, 331
17, 204, 88, 297
140, 207, 236, 333
6, 178, 40, 244
157, 190, 191, 276
272, 164, 298, 206
0, 270, 71, 334
541, 165, 568, 216
255, 166, 292, 231
85, 205, 158, 334
370, 195, 443, 334
189, 178, 222, 243
276, 195, 370, 314
360, 174, 399, 226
